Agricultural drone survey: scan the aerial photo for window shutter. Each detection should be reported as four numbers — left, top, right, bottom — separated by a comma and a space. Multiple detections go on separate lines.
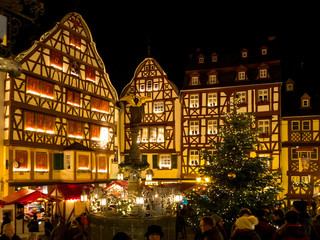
171, 155, 177, 169
53, 153, 64, 170
142, 155, 147, 162
152, 155, 158, 169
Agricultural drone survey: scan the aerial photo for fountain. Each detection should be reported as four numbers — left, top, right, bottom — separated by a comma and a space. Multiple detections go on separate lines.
87, 95, 179, 240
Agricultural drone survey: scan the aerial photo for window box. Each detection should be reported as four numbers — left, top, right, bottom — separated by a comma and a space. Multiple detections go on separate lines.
258, 100, 269, 105
259, 133, 269, 138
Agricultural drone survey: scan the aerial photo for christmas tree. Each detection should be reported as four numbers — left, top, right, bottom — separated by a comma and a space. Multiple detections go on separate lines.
186, 105, 284, 231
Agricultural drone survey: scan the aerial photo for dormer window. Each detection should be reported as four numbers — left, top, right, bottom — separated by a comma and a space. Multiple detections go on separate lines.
241, 49, 248, 58
191, 77, 198, 85
238, 71, 246, 80
301, 93, 311, 108
286, 78, 294, 92
258, 63, 269, 79
236, 66, 247, 81
190, 72, 200, 86
198, 54, 205, 63
211, 52, 218, 62
260, 46, 268, 55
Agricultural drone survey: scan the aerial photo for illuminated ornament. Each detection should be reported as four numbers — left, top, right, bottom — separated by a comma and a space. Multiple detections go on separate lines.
228, 173, 236, 178
14, 161, 20, 168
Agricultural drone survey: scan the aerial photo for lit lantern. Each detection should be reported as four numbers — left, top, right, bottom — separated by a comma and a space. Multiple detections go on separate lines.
80, 190, 87, 202
101, 198, 107, 206
174, 194, 183, 202
117, 170, 124, 180
136, 197, 144, 205
196, 177, 201, 183
146, 169, 153, 181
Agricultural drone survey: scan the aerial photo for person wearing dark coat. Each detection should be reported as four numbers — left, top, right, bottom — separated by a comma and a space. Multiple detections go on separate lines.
1, 213, 11, 235
273, 211, 309, 240
273, 209, 285, 229
291, 200, 318, 239
231, 215, 261, 240
254, 209, 276, 240
199, 216, 223, 240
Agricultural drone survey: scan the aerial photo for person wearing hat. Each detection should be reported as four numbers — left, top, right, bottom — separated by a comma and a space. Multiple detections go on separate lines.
291, 200, 314, 238
231, 215, 261, 240
144, 225, 163, 240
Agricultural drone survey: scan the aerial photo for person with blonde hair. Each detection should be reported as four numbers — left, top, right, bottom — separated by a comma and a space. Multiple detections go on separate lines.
0, 223, 21, 240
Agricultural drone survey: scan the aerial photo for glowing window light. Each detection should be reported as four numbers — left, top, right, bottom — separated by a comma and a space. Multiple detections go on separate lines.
13, 168, 30, 172
35, 169, 49, 172
136, 197, 144, 205
51, 64, 62, 70
79, 167, 89, 170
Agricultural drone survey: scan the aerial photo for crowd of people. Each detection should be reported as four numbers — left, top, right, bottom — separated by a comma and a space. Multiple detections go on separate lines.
195, 200, 320, 240
2, 200, 320, 240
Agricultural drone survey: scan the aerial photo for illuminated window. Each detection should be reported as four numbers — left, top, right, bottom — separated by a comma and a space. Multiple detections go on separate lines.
302, 121, 310, 131
259, 69, 268, 78
190, 150, 199, 166
70, 60, 80, 76
92, 97, 109, 113
190, 95, 199, 108
140, 84, 145, 92
69, 121, 83, 139
258, 120, 269, 135
207, 120, 217, 134
91, 125, 109, 142
159, 155, 171, 169
154, 82, 159, 90
258, 89, 268, 102
147, 80, 152, 91
50, 50, 62, 70
35, 152, 48, 172
261, 48, 268, 55
238, 71, 246, 80
141, 128, 149, 142
25, 112, 55, 134
211, 52, 218, 62
154, 102, 164, 113
235, 92, 246, 103
292, 121, 300, 131
26, 77, 54, 99
191, 76, 199, 85
190, 121, 199, 135
286, 78, 294, 92
208, 74, 217, 84
301, 93, 311, 108
241, 49, 248, 58
67, 90, 80, 107
70, 34, 81, 49
86, 66, 95, 82
208, 93, 217, 106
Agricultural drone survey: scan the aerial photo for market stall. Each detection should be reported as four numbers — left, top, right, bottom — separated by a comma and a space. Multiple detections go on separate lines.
48, 184, 92, 222
0, 189, 55, 238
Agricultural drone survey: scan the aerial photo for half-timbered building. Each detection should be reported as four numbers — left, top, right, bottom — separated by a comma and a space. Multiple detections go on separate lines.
181, 46, 282, 182
1, 12, 119, 195
120, 58, 180, 184
281, 75, 320, 202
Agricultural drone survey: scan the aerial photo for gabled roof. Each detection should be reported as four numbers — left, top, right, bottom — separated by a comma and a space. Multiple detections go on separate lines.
0, 189, 48, 205
49, 184, 93, 200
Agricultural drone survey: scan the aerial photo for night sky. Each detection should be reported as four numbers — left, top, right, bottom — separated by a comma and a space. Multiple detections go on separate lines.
15, 1, 316, 96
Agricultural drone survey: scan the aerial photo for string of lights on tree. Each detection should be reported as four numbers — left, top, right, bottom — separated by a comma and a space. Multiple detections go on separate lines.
185, 103, 284, 231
